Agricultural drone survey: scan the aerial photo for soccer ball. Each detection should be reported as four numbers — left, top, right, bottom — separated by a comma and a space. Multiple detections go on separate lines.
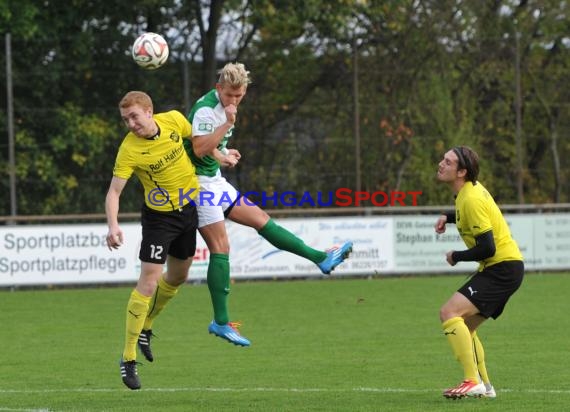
132, 33, 169, 70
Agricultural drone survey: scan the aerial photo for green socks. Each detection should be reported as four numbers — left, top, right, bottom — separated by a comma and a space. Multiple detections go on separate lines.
207, 253, 230, 325
258, 218, 326, 263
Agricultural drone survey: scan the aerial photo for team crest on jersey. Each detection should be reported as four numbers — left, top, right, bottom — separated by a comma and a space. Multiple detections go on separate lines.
169, 132, 180, 142
198, 123, 214, 132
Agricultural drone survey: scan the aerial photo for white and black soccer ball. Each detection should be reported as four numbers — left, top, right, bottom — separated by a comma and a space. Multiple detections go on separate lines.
131, 32, 169, 70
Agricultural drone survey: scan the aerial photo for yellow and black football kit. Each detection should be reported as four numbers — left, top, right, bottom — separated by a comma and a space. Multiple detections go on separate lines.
441, 176, 524, 393
451, 181, 524, 319
113, 110, 200, 264
113, 110, 199, 212
453, 181, 523, 271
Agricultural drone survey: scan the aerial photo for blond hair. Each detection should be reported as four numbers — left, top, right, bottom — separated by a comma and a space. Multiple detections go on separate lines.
217, 62, 252, 88
119, 91, 153, 111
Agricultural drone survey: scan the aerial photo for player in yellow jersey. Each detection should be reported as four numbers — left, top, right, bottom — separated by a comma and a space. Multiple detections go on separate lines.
434, 146, 524, 400
105, 91, 199, 390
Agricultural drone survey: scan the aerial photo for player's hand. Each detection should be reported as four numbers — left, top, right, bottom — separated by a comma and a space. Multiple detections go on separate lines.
445, 251, 456, 266
434, 215, 447, 234
226, 148, 241, 160
221, 154, 239, 168
106, 228, 124, 250
225, 104, 237, 125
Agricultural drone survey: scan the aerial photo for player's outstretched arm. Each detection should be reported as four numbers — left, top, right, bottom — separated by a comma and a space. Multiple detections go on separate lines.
105, 176, 127, 250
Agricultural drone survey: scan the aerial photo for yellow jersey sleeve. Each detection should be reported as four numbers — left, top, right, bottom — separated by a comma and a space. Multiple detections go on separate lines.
113, 144, 136, 180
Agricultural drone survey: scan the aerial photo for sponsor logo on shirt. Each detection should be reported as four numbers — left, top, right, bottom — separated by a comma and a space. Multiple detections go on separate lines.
198, 123, 214, 132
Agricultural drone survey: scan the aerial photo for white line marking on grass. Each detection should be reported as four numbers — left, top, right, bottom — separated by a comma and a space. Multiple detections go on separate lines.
0, 387, 570, 395
0, 408, 50, 412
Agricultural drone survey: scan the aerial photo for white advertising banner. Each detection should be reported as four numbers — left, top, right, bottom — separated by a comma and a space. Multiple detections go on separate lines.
391, 213, 570, 273
0, 213, 568, 286
216, 216, 394, 279
0, 224, 138, 286
507, 213, 570, 270
0, 217, 394, 286
392, 215, 477, 273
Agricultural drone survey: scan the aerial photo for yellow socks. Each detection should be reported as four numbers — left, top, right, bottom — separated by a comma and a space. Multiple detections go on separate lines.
143, 276, 180, 330
442, 317, 479, 382
123, 289, 151, 361
472, 331, 490, 384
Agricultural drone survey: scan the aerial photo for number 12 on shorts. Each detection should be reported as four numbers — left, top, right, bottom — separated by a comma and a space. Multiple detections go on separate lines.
149, 244, 163, 260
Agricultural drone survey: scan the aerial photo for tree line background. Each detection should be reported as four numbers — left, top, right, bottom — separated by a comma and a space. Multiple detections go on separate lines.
0, 0, 568, 216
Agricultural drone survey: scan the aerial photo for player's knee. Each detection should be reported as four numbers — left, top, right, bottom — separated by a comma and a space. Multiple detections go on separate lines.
251, 209, 270, 230
439, 306, 454, 322
164, 270, 188, 286
209, 240, 230, 254
137, 279, 159, 297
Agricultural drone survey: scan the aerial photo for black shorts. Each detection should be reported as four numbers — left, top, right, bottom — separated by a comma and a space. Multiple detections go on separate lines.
139, 202, 198, 264
458, 260, 524, 319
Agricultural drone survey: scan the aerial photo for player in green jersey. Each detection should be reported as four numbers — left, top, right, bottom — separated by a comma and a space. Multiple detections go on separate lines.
186, 62, 353, 346
133, 63, 352, 351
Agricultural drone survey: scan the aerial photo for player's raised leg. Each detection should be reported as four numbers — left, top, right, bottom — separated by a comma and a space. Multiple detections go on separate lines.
229, 203, 353, 275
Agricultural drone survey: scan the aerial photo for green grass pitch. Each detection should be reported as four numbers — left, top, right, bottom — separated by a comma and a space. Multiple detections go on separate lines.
1, 272, 569, 411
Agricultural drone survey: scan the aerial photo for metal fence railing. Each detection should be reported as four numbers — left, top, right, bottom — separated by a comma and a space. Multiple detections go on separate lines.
2, 203, 570, 224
